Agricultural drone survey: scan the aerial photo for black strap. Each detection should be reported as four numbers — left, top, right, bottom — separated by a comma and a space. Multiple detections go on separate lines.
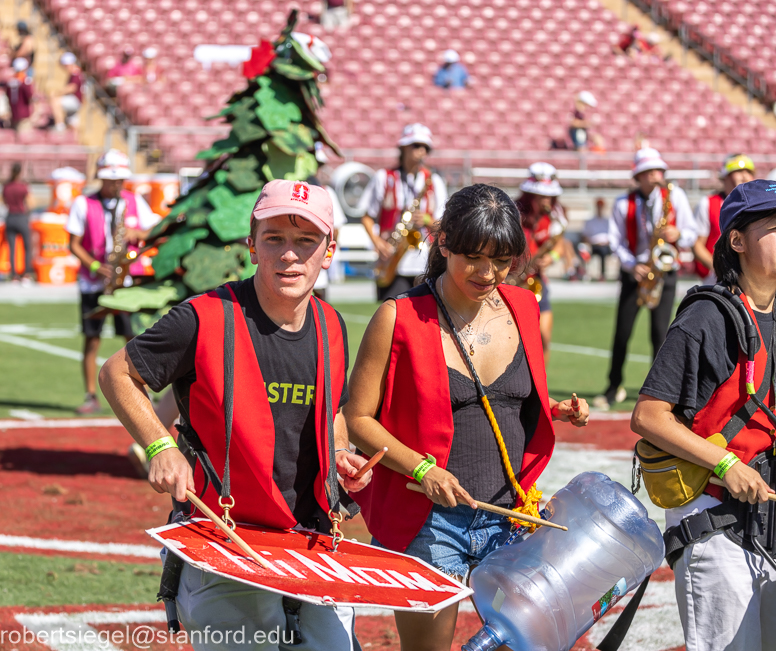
216, 285, 235, 501
596, 575, 651, 651
313, 297, 339, 511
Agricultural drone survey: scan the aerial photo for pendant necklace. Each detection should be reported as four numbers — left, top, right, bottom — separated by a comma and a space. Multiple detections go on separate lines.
441, 275, 484, 356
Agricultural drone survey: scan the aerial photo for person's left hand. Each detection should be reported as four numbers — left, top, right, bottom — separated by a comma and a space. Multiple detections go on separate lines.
535, 254, 554, 271
552, 398, 589, 427
657, 225, 680, 244
336, 450, 372, 492
410, 211, 430, 229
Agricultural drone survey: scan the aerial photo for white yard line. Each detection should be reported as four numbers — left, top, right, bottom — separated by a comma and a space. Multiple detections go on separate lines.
0, 534, 160, 559
0, 417, 121, 429
550, 342, 652, 364
0, 333, 107, 365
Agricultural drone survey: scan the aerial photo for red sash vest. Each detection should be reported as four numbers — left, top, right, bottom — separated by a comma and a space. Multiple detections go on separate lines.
523, 213, 552, 257
378, 167, 436, 235
694, 192, 724, 278
626, 187, 674, 255
188, 285, 346, 528
692, 295, 775, 500
80, 190, 141, 282
355, 284, 555, 552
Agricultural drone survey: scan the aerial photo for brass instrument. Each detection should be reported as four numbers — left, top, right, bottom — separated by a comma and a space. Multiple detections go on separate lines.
374, 176, 432, 288
506, 211, 566, 302
104, 201, 136, 295
637, 183, 678, 310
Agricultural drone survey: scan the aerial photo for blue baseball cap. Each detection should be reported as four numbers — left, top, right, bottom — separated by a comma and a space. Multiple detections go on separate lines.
719, 179, 776, 232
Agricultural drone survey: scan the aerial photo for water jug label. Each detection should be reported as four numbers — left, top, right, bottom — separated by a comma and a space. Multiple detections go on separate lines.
592, 577, 627, 622
492, 588, 506, 613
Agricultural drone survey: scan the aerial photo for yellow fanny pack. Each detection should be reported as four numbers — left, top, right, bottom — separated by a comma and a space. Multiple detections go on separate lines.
634, 434, 728, 509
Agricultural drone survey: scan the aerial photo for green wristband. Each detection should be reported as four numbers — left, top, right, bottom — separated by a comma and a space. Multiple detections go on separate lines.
714, 451, 740, 479
89, 260, 101, 273
412, 454, 436, 483
145, 436, 178, 460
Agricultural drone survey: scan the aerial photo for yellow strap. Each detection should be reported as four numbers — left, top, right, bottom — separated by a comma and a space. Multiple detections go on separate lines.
481, 395, 543, 532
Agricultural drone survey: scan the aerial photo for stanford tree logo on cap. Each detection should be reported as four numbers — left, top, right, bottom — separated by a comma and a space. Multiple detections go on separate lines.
291, 182, 310, 203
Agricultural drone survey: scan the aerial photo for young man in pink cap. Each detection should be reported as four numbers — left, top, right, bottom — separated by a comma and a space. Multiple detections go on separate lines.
99, 179, 371, 650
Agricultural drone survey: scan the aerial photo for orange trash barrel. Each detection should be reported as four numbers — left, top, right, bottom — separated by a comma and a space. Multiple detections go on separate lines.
124, 174, 153, 202
47, 167, 86, 215
149, 173, 179, 217
31, 219, 71, 258
34, 257, 80, 284
0, 224, 26, 276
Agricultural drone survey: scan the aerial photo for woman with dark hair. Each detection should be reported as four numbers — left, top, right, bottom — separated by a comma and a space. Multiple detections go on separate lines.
1, 162, 34, 282
632, 179, 776, 651
344, 184, 589, 651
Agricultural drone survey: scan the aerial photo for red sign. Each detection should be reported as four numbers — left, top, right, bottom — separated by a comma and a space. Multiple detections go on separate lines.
147, 519, 471, 612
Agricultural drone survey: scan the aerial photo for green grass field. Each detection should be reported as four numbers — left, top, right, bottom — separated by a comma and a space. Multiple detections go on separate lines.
0, 299, 659, 420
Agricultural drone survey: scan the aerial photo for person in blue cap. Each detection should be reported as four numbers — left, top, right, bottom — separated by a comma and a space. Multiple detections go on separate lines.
632, 179, 776, 651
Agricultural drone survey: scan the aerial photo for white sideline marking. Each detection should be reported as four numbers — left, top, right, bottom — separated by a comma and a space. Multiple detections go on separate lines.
0, 417, 122, 429
0, 534, 160, 558
550, 342, 652, 364
16, 610, 166, 651
8, 409, 44, 421
0, 333, 107, 365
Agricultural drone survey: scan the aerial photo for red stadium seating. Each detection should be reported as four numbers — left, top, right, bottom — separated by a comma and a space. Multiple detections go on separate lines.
31, 0, 776, 170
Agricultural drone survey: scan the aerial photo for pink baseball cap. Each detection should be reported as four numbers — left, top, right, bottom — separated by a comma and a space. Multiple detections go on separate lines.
251, 180, 333, 237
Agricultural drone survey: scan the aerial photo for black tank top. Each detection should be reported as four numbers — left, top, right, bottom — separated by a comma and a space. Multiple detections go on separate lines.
444, 342, 541, 508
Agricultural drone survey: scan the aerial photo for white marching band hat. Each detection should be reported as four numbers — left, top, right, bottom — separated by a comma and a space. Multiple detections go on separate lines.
520, 162, 562, 197
632, 147, 668, 177
96, 149, 132, 180
397, 123, 434, 150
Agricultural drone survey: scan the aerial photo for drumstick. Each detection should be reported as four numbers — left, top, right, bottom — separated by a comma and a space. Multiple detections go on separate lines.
405, 483, 568, 531
708, 477, 776, 501
352, 447, 387, 480
571, 393, 581, 418
186, 490, 273, 570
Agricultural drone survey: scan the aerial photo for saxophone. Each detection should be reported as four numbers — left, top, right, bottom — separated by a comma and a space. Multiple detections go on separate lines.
637, 183, 678, 310
374, 176, 433, 288
505, 210, 566, 302
104, 201, 129, 295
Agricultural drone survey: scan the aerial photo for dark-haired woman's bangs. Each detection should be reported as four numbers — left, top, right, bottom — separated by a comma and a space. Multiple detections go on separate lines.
445, 213, 522, 259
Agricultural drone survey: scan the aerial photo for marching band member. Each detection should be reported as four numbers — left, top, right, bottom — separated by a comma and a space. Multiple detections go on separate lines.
510, 162, 568, 357
594, 148, 695, 410
345, 184, 589, 651
359, 123, 448, 299
633, 179, 776, 651
66, 149, 157, 415
693, 153, 755, 284
99, 180, 370, 650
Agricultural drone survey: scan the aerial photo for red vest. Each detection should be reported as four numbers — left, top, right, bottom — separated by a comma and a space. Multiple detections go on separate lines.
378, 167, 436, 234
355, 284, 555, 551
80, 190, 142, 281
694, 192, 724, 279
524, 213, 552, 257
626, 187, 674, 254
188, 286, 346, 528
692, 295, 775, 500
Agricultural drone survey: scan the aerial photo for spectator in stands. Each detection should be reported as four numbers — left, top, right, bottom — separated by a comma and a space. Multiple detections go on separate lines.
613, 24, 640, 57
320, 0, 353, 30
580, 197, 611, 280
50, 52, 82, 131
568, 91, 597, 151
66, 149, 158, 414
594, 148, 696, 410
433, 50, 469, 89
1, 162, 34, 283
141, 48, 162, 84
359, 123, 448, 300
693, 153, 755, 284
107, 47, 142, 94
1, 58, 33, 130
12, 21, 34, 76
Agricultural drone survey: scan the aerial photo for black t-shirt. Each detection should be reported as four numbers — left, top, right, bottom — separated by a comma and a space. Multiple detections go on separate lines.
127, 279, 349, 528
641, 298, 774, 421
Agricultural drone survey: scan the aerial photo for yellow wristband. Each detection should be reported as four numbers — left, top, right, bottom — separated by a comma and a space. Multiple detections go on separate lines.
412, 454, 436, 483
145, 436, 178, 460
713, 451, 740, 480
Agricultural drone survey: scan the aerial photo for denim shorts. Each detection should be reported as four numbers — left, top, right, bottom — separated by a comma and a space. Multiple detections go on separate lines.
373, 503, 513, 579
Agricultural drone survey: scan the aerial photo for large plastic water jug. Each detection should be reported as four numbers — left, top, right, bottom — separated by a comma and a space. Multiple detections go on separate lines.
462, 472, 664, 651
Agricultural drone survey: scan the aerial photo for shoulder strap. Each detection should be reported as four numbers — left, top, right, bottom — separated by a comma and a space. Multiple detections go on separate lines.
626, 192, 639, 254
596, 575, 651, 651
216, 285, 235, 502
